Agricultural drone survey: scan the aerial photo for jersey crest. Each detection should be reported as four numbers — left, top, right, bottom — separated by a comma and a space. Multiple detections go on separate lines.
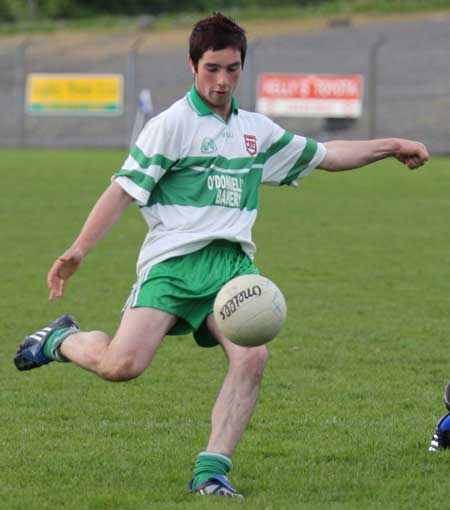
201, 137, 217, 153
244, 134, 257, 156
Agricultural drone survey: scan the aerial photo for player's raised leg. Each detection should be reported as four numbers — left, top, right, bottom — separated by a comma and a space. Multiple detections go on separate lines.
15, 307, 177, 381
14, 314, 80, 370
189, 313, 269, 498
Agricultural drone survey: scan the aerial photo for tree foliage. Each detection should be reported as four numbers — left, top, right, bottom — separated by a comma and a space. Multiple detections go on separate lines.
0, 0, 320, 21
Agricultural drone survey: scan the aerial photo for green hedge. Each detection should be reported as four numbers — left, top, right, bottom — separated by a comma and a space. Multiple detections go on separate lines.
2, 0, 447, 22
0, 0, 320, 21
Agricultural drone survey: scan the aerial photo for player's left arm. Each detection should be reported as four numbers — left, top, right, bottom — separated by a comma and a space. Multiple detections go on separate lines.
318, 138, 429, 172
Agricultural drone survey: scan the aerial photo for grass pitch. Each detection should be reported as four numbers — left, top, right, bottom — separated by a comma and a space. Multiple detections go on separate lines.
1, 149, 450, 510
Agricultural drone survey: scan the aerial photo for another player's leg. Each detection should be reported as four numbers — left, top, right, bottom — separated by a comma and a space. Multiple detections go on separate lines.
429, 381, 450, 451
14, 307, 177, 381
189, 313, 268, 498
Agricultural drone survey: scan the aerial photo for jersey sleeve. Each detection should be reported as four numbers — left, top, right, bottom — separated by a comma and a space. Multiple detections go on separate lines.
261, 120, 326, 187
112, 111, 181, 205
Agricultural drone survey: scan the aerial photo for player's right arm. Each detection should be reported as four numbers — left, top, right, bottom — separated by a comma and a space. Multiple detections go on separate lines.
48, 181, 133, 301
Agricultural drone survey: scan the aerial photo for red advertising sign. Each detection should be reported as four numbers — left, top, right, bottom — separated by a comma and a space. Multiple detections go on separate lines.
257, 73, 364, 118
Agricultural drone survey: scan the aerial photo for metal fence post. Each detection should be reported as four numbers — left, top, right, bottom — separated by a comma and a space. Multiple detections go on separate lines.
368, 35, 386, 139
15, 38, 29, 148
126, 33, 146, 147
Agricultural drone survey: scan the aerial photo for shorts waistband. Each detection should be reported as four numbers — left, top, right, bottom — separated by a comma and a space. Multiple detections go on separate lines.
207, 239, 242, 251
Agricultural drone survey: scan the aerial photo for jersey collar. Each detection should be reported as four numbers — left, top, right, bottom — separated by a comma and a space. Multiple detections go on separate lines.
187, 85, 239, 119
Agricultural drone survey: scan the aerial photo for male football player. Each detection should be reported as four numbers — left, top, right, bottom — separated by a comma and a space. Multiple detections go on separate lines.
15, 12, 429, 498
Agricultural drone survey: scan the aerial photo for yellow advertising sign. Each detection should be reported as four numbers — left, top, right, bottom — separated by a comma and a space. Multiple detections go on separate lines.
26, 73, 123, 114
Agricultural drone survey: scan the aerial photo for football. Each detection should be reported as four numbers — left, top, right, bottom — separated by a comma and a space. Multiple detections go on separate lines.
213, 274, 287, 347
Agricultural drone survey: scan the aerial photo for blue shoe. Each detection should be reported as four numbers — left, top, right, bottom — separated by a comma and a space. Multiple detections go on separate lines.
188, 474, 244, 499
429, 381, 450, 451
14, 314, 79, 371
429, 414, 450, 451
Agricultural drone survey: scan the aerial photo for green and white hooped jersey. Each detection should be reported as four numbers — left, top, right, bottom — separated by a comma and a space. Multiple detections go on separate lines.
114, 86, 326, 278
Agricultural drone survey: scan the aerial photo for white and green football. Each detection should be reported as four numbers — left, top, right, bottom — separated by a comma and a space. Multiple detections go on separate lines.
213, 274, 287, 347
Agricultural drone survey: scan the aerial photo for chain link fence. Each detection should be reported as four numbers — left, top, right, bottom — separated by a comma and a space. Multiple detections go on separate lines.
0, 15, 449, 153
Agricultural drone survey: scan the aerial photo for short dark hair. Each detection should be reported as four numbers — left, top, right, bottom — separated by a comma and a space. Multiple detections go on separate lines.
189, 12, 247, 71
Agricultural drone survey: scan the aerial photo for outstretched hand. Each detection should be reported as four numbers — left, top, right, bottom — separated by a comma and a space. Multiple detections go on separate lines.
395, 140, 429, 169
47, 247, 84, 301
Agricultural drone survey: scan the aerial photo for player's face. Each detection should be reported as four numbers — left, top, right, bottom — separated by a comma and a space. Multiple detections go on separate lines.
190, 47, 242, 120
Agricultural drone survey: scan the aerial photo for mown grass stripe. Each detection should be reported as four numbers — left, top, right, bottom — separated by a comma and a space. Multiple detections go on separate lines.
28, 103, 120, 110
2, 149, 449, 510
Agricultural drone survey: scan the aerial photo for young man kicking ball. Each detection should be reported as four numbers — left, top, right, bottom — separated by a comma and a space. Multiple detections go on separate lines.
14, 12, 429, 498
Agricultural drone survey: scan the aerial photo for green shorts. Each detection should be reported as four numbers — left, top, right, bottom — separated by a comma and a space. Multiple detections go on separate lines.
125, 240, 258, 347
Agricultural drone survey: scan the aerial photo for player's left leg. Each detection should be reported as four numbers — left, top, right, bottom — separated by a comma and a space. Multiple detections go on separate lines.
189, 313, 268, 498
205, 313, 268, 455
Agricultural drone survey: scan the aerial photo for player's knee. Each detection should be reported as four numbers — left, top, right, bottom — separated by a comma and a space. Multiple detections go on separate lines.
250, 345, 269, 376
235, 345, 269, 380
97, 357, 144, 382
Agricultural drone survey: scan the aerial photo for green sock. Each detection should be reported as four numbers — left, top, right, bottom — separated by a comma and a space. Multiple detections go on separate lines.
191, 452, 233, 489
42, 326, 78, 362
